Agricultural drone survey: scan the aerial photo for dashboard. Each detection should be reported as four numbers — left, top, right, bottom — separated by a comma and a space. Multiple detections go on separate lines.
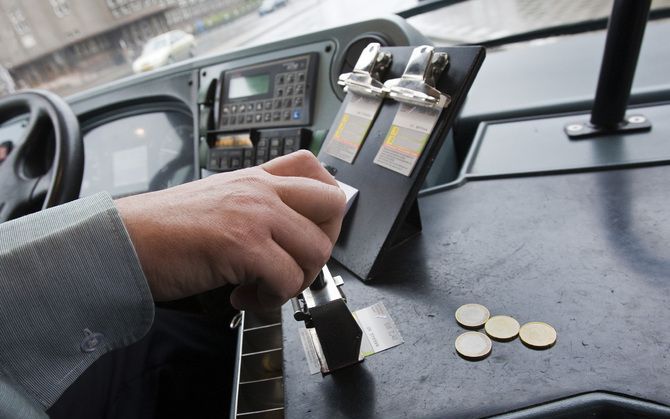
64, 16, 429, 199
3, 17, 670, 199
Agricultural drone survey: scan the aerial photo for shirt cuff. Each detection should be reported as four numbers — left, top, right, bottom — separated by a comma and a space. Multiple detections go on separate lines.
0, 192, 154, 408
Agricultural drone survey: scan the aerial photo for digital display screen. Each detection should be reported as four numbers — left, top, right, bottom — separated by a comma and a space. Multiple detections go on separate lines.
228, 74, 270, 99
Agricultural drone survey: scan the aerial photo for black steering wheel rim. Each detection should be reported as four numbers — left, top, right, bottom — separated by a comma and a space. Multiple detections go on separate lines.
0, 89, 83, 223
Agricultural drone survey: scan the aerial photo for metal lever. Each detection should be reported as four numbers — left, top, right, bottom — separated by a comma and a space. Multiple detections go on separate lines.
338, 42, 392, 98
384, 45, 450, 108
291, 266, 363, 373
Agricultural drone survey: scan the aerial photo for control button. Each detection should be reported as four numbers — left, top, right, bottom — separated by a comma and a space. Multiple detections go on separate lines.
257, 138, 268, 148
264, 100, 272, 110
255, 157, 266, 165
295, 84, 304, 95
243, 158, 252, 168
286, 86, 294, 96
230, 157, 241, 169
295, 97, 303, 107
282, 110, 291, 120
239, 104, 246, 112
256, 102, 263, 111
277, 75, 285, 85
256, 147, 268, 160
298, 72, 306, 82
284, 139, 298, 154
230, 117, 237, 125
243, 148, 255, 159
245, 114, 253, 123
283, 98, 292, 108
237, 115, 245, 124
219, 156, 230, 170
231, 104, 238, 113
209, 156, 219, 169
277, 88, 284, 97
271, 138, 280, 147
269, 148, 281, 158
274, 99, 283, 109
272, 111, 281, 121
80, 329, 104, 353
255, 113, 262, 122
292, 109, 302, 120
264, 112, 271, 122
287, 73, 295, 83
221, 116, 229, 125
222, 106, 230, 114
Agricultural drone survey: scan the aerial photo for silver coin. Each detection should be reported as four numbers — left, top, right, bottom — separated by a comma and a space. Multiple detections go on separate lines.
455, 331, 492, 361
484, 315, 520, 341
519, 322, 557, 349
455, 303, 490, 329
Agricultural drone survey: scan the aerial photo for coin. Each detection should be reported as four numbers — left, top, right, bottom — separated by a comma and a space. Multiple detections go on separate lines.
484, 315, 520, 341
455, 303, 490, 329
455, 331, 492, 361
519, 322, 557, 349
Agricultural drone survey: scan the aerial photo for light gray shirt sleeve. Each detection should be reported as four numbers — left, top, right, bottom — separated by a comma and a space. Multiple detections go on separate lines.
0, 192, 155, 409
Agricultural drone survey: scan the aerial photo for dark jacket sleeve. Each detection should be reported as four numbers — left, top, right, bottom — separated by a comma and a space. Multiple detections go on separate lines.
0, 192, 154, 409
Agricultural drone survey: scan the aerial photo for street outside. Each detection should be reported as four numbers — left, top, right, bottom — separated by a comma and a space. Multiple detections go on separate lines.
31, 0, 670, 96
46, 0, 418, 96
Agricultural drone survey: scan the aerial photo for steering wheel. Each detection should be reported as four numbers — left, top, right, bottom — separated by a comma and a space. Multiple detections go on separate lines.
0, 90, 83, 223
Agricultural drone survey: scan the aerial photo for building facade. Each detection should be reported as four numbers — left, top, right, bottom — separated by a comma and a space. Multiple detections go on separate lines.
0, 0, 254, 91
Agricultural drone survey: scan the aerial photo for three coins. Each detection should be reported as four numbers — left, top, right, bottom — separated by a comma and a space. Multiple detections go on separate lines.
454, 303, 556, 361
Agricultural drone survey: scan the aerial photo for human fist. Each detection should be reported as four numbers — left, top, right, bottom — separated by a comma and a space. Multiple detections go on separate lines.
115, 150, 346, 310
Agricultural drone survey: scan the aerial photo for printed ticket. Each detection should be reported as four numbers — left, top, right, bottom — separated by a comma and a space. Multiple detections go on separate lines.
325, 93, 382, 163
354, 301, 404, 355
373, 103, 442, 176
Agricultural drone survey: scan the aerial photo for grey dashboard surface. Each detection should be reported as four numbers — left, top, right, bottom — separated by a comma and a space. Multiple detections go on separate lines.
466, 102, 670, 178
282, 164, 670, 418
459, 20, 670, 124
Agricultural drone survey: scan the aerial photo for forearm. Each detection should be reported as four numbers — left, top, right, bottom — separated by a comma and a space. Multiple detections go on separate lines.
0, 193, 154, 408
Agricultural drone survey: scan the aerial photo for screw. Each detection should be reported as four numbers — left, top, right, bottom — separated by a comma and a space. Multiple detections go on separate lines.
628, 115, 646, 124
567, 124, 583, 132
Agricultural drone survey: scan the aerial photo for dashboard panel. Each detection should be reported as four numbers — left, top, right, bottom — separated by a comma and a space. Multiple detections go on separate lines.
80, 110, 195, 198
67, 16, 428, 186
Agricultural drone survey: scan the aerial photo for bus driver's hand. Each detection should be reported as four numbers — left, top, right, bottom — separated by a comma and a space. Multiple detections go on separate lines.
115, 150, 346, 311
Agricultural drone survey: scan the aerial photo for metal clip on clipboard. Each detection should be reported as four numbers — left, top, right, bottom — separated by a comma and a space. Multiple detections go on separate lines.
384, 45, 451, 108
291, 265, 363, 374
338, 42, 392, 98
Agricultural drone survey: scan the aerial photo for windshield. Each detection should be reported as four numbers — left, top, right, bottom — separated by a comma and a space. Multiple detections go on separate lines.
0, 0, 669, 97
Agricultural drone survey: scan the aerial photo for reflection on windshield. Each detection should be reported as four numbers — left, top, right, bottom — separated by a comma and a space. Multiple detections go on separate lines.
0, 0, 669, 97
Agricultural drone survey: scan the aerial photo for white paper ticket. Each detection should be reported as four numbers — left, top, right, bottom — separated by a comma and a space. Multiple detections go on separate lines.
354, 301, 404, 355
298, 327, 323, 375
373, 103, 442, 176
325, 93, 382, 163
336, 180, 359, 215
